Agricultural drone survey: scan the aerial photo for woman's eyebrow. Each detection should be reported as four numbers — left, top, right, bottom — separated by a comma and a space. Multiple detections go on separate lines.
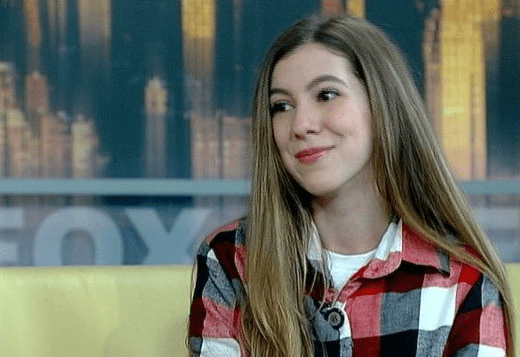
270, 75, 348, 97
305, 75, 347, 91
269, 88, 290, 97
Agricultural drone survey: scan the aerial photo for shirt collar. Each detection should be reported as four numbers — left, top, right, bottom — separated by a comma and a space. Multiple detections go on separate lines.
307, 219, 450, 280
399, 222, 451, 275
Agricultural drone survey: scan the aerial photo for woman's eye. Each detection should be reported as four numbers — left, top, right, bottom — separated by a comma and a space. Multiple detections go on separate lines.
317, 89, 339, 102
270, 101, 293, 115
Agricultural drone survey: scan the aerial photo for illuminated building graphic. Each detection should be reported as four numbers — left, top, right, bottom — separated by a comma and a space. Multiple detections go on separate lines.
322, 0, 343, 14
39, 112, 69, 178
46, 0, 68, 51
76, 0, 110, 117
0, 1, 25, 99
0, 63, 15, 177
182, 0, 215, 79
321, 0, 365, 16
424, 0, 520, 180
44, 0, 79, 114
77, 0, 110, 62
348, 0, 365, 16
25, 71, 49, 114
72, 114, 100, 178
432, 0, 499, 180
366, 1, 438, 94
109, 0, 187, 178
423, 8, 441, 133
22, 0, 42, 71
25, 71, 49, 138
220, 114, 250, 179
182, 0, 218, 179
7, 0, 519, 184
144, 77, 168, 178
487, 0, 520, 179
24, 71, 49, 176
22, 0, 41, 47
6, 109, 30, 177
0, 63, 15, 111
0, 62, 104, 180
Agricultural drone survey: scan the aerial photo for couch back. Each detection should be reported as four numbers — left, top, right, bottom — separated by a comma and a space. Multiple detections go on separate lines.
0, 265, 192, 357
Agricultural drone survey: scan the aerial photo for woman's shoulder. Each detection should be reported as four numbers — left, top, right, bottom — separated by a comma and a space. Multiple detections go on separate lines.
196, 219, 247, 280
202, 219, 246, 247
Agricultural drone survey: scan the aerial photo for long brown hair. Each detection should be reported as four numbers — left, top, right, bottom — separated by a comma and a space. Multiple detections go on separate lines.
244, 14, 514, 356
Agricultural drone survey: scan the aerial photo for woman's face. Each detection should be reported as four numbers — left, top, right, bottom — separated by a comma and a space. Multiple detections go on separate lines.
270, 42, 375, 199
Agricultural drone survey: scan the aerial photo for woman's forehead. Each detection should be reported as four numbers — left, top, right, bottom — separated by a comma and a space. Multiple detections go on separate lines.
270, 43, 354, 90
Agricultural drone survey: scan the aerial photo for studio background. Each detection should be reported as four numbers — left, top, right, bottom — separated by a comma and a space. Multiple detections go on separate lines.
0, 0, 519, 266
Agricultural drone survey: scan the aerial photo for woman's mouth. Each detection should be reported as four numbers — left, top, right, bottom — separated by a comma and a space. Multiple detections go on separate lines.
295, 147, 331, 164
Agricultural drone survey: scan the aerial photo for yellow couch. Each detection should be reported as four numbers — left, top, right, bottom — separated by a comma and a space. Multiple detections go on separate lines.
1, 264, 520, 356
0, 265, 192, 357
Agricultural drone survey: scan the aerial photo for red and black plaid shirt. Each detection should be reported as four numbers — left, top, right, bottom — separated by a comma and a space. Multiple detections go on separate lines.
189, 219, 508, 356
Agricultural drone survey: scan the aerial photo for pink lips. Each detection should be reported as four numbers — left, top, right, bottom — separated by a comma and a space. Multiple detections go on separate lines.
295, 146, 331, 164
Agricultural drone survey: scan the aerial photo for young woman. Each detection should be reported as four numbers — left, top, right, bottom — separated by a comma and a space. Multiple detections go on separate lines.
188, 15, 514, 357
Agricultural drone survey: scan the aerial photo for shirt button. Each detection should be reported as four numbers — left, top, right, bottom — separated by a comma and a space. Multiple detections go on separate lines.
326, 308, 345, 329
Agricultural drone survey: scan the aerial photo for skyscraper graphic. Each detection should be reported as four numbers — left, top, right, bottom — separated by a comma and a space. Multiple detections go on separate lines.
483, 1, 503, 179
24, 71, 48, 176
321, 0, 365, 16
424, 0, 520, 180
431, 0, 498, 180
39, 111, 69, 178
0, 67, 38, 179
77, 0, 110, 65
487, 0, 520, 179
0, 63, 15, 177
144, 77, 167, 178
76, 0, 110, 119
348, 0, 365, 16
182, 0, 218, 179
72, 114, 99, 178
0, 63, 15, 112
1, 1, 25, 107
25, 71, 49, 115
109, 0, 187, 178
46, 0, 68, 51
6, 0, 80, 116
0, 63, 34, 180
43, 0, 80, 114
5, 107, 34, 177
366, 0, 439, 94
24, 71, 49, 139
22, 0, 42, 72
321, 0, 344, 14
423, 7, 441, 133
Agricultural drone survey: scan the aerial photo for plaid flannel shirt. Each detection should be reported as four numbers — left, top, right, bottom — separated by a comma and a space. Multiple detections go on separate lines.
188, 219, 508, 356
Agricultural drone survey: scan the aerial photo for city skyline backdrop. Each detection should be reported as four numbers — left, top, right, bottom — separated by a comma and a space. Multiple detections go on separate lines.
1, 0, 520, 266
0, 0, 519, 181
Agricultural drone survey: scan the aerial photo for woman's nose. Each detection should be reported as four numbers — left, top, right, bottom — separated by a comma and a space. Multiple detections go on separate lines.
291, 106, 321, 138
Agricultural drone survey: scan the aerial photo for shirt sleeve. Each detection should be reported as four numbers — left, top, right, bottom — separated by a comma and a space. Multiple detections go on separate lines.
188, 239, 243, 357
443, 274, 508, 357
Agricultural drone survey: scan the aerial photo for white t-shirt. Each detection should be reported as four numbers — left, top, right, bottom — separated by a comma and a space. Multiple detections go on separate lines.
325, 248, 377, 289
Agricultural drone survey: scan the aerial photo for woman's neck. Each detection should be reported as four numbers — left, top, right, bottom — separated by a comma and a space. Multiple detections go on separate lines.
311, 183, 391, 255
